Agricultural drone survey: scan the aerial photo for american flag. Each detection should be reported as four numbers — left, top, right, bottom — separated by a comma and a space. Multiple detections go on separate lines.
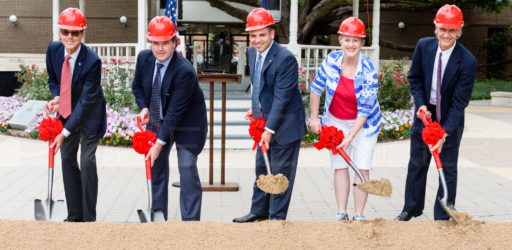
165, 0, 184, 55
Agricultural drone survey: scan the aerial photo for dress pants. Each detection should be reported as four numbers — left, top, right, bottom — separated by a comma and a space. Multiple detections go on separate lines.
151, 136, 202, 221
403, 108, 462, 220
61, 126, 100, 222
250, 139, 301, 220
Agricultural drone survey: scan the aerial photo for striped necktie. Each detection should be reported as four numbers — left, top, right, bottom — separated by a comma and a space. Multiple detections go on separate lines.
148, 63, 164, 134
251, 53, 263, 119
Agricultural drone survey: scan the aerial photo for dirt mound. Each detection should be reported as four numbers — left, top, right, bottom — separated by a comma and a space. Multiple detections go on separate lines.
256, 173, 289, 194
0, 219, 510, 249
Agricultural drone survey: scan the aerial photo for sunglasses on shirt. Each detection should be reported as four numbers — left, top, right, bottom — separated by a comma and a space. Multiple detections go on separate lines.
60, 29, 83, 37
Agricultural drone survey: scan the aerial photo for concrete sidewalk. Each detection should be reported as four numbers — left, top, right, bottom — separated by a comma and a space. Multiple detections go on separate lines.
1, 104, 511, 222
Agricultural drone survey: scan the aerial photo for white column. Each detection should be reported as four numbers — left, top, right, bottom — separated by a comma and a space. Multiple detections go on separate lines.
79, 0, 86, 42
352, 0, 359, 17
156, 0, 161, 16
53, 0, 59, 41
137, 0, 148, 55
287, 0, 300, 62
371, 0, 380, 71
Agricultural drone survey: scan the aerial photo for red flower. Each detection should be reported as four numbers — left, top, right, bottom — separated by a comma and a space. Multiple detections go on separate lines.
126, 61, 130, 64
394, 81, 398, 87
307, 78, 310, 81
38, 117, 63, 142
27, 71, 31, 76
302, 71, 306, 75
301, 83, 305, 88
117, 59, 121, 63
110, 58, 117, 62
103, 60, 107, 63
101, 82, 104, 86
299, 67, 303, 71
31, 64, 36, 69
132, 130, 157, 155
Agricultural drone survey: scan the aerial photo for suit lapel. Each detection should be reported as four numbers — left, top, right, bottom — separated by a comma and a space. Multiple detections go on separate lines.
441, 43, 461, 92
424, 39, 438, 97
161, 51, 178, 101
258, 42, 277, 93
55, 45, 65, 83
72, 44, 86, 85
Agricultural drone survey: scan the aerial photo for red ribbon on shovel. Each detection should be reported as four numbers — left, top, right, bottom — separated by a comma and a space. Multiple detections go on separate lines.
38, 104, 63, 164
248, 117, 266, 151
313, 126, 345, 155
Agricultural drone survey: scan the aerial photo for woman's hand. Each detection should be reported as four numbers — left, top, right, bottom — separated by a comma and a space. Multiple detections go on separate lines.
336, 136, 353, 151
309, 117, 321, 134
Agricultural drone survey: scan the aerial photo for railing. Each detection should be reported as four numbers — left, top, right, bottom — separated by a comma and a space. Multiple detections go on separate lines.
87, 43, 138, 67
282, 44, 378, 86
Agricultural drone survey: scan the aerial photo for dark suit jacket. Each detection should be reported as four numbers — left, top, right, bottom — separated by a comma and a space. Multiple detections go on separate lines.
132, 50, 207, 156
408, 37, 477, 139
248, 42, 306, 145
46, 42, 107, 138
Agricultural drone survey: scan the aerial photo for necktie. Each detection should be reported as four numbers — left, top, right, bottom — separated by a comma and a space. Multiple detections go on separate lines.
251, 54, 263, 119
436, 52, 442, 122
148, 63, 164, 134
59, 55, 72, 119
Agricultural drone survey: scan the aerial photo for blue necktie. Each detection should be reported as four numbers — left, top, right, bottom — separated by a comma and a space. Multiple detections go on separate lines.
252, 54, 263, 119
149, 63, 164, 134
436, 52, 442, 122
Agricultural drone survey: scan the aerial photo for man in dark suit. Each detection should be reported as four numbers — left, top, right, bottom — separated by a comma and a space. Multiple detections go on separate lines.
395, 4, 477, 221
47, 8, 106, 222
233, 8, 306, 222
132, 16, 207, 221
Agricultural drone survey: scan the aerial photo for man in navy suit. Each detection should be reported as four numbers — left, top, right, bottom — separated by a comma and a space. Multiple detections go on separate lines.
47, 8, 106, 222
395, 4, 477, 221
132, 16, 207, 221
233, 8, 306, 223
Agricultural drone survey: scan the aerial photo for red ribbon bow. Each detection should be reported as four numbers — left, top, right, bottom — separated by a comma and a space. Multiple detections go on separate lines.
313, 126, 345, 155
421, 119, 445, 146
132, 130, 157, 155
38, 116, 63, 142
248, 118, 266, 151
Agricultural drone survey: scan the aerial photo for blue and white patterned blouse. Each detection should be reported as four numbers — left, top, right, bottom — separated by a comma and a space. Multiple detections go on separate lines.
310, 50, 382, 137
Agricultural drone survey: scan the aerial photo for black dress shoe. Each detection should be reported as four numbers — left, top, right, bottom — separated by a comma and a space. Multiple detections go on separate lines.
233, 213, 268, 223
394, 211, 423, 221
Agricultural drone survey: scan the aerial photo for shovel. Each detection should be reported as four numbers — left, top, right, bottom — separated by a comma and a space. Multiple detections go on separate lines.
336, 147, 392, 197
418, 110, 468, 223
35, 105, 66, 221
256, 144, 289, 194
135, 117, 165, 223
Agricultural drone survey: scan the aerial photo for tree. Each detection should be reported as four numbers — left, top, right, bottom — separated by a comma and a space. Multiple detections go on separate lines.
203, 0, 511, 46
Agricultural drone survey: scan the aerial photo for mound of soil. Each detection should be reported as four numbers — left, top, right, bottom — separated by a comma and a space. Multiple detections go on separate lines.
0, 219, 510, 249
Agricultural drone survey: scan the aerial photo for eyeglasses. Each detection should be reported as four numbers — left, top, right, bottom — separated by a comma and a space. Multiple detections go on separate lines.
60, 29, 83, 37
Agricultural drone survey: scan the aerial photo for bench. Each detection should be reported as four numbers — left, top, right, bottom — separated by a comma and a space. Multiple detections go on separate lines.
491, 91, 512, 107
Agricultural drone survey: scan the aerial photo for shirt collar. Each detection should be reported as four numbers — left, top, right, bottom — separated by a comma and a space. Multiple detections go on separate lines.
155, 54, 172, 68
64, 44, 81, 60
258, 41, 273, 59
437, 41, 456, 54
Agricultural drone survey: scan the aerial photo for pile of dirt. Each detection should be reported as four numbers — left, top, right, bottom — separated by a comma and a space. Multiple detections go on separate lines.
256, 173, 289, 194
357, 178, 392, 197
0, 219, 510, 249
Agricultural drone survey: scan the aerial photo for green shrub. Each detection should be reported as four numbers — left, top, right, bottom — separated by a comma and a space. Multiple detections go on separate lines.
377, 61, 412, 111
101, 59, 138, 112
15, 64, 52, 101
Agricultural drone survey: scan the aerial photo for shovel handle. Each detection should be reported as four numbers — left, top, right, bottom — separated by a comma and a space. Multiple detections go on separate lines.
337, 148, 366, 183
260, 144, 272, 175
418, 109, 443, 170
48, 140, 54, 169
144, 156, 152, 180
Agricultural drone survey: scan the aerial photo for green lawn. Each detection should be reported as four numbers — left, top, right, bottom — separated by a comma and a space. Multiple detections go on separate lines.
471, 80, 512, 100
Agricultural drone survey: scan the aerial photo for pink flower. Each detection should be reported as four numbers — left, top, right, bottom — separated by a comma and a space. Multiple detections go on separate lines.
126, 61, 130, 64
300, 83, 305, 88
31, 64, 36, 69
103, 60, 107, 63
23, 82, 27, 85
117, 59, 121, 63
101, 82, 104, 86
110, 58, 117, 62
302, 71, 306, 75
307, 78, 310, 81
299, 68, 303, 71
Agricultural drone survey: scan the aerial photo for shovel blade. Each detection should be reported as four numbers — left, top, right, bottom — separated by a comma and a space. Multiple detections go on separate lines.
35, 199, 66, 221
138, 209, 165, 223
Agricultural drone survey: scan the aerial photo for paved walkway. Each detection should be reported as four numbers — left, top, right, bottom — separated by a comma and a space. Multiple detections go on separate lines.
1, 103, 511, 223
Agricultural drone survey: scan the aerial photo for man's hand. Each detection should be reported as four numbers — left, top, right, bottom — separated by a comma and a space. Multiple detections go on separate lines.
138, 108, 149, 125
48, 97, 60, 113
429, 134, 447, 154
50, 133, 66, 154
244, 109, 253, 120
416, 105, 431, 120
146, 142, 163, 167
309, 117, 321, 134
259, 131, 272, 150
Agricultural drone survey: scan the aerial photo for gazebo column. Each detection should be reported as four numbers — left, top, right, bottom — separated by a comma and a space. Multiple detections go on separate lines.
80, 0, 86, 42
371, 0, 380, 70
287, 0, 300, 61
53, 0, 59, 41
137, 0, 148, 54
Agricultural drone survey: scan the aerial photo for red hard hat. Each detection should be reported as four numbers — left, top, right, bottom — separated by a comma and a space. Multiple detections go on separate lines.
58, 8, 87, 30
337, 17, 366, 38
245, 8, 275, 32
147, 16, 177, 42
433, 4, 464, 29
